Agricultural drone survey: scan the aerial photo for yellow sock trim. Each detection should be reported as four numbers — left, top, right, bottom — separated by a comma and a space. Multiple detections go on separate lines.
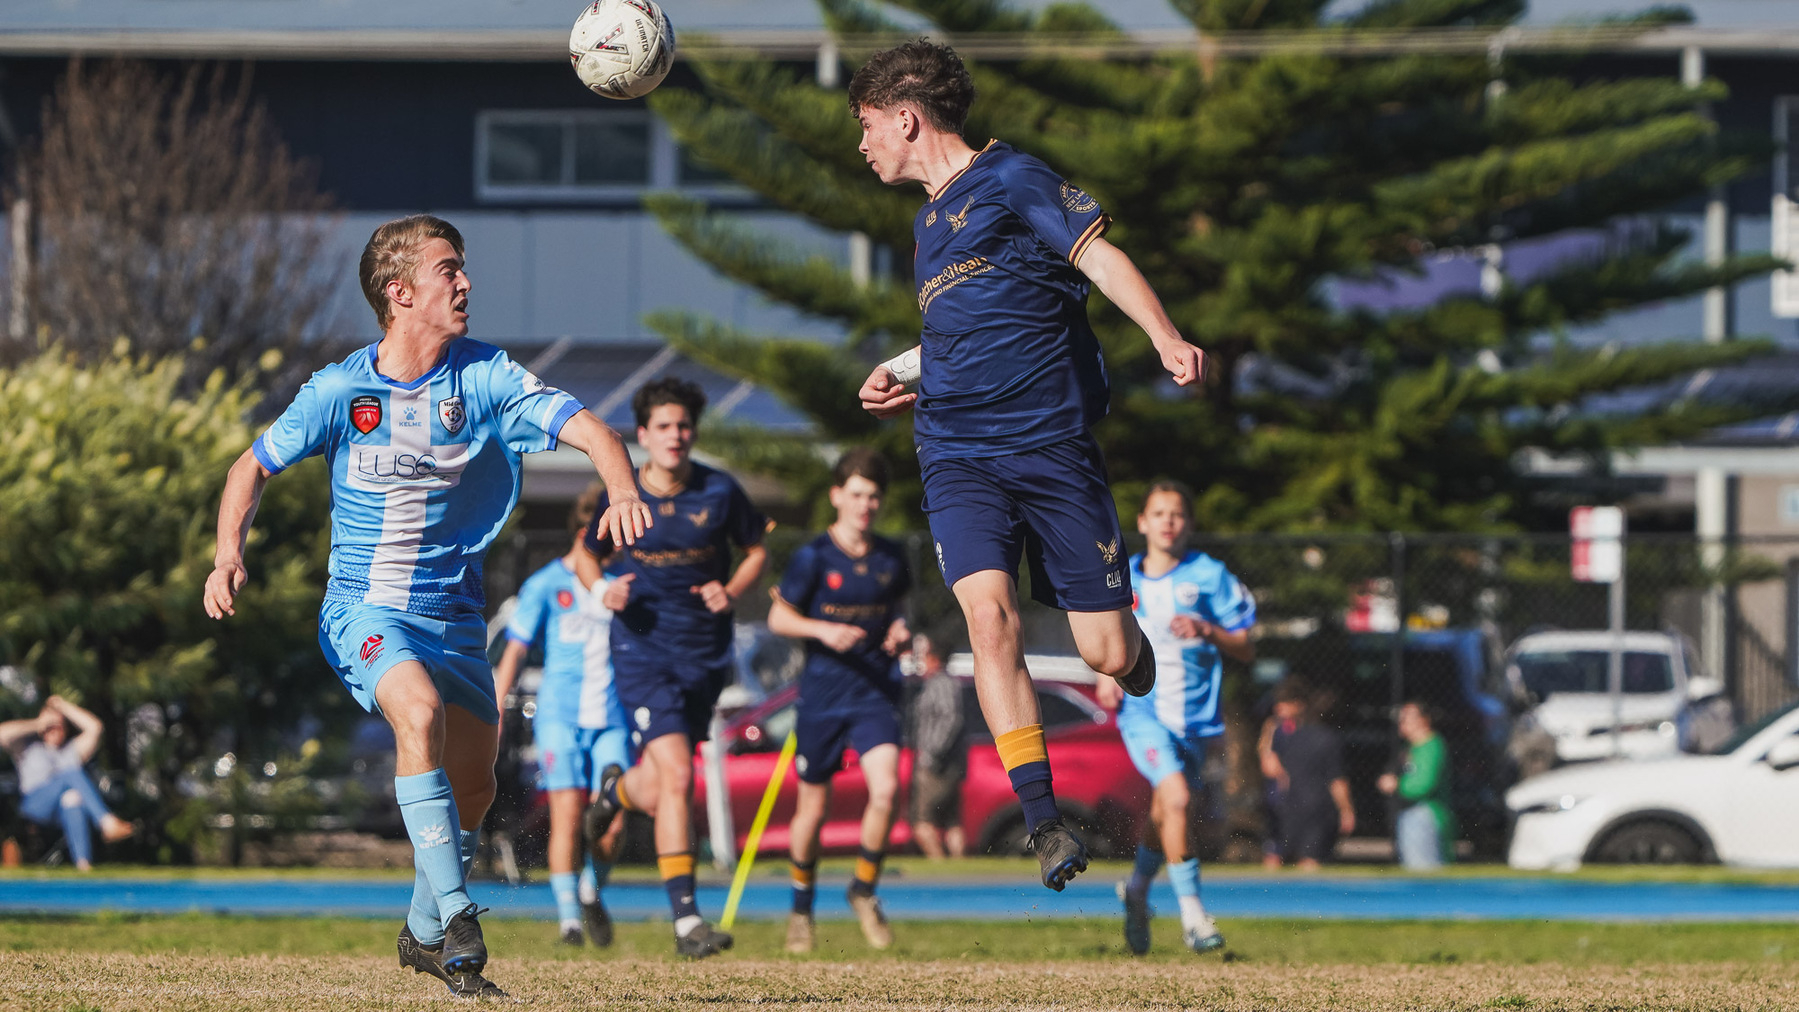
615, 781, 638, 812
855, 858, 881, 885
657, 853, 695, 879
791, 864, 816, 888
995, 724, 1049, 771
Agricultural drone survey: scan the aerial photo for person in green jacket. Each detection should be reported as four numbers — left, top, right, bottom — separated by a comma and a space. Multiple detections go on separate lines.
1378, 702, 1453, 870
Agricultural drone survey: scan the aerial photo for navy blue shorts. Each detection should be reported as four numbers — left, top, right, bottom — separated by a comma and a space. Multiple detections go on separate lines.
610, 634, 732, 745
920, 433, 1130, 612
795, 706, 902, 784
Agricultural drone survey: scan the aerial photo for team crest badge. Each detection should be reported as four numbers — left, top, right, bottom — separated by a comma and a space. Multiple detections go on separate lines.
826, 571, 844, 591
854, 562, 868, 576
947, 197, 974, 233
557, 589, 574, 609
1060, 181, 1099, 214
1176, 583, 1201, 608
351, 395, 382, 434
926, 209, 938, 227
658, 501, 677, 517
360, 634, 385, 667
1096, 538, 1120, 566
437, 396, 466, 435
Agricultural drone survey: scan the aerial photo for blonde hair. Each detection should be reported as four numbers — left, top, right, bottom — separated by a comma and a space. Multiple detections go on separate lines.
359, 214, 465, 330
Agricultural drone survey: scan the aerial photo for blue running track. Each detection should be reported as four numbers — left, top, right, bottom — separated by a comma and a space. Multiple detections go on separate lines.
4, 874, 1799, 922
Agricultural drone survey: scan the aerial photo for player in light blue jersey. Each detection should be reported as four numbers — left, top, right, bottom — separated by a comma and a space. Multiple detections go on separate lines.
1097, 482, 1256, 957
492, 483, 632, 949
204, 215, 651, 999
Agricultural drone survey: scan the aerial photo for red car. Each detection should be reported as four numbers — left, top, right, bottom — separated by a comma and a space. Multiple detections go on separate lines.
693, 656, 1152, 858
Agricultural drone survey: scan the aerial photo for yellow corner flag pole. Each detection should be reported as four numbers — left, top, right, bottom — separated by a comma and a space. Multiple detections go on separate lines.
720, 730, 798, 930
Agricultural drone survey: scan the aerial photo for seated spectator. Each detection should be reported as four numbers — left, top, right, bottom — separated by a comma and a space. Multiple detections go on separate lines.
908, 634, 967, 860
1260, 679, 1354, 870
1378, 701, 1453, 870
0, 696, 134, 870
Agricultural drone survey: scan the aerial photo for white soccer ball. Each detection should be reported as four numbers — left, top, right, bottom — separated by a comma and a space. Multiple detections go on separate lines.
569, 0, 675, 101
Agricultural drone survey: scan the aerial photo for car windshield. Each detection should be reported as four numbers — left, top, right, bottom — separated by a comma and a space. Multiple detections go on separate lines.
1515, 650, 1674, 698
1708, 699, 1799, 756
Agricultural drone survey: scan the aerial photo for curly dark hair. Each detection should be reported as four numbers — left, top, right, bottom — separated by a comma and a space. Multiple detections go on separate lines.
847, 39, 975, 134
631, 376, 707, 429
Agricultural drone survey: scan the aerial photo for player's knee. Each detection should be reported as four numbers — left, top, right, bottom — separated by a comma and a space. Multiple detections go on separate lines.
60, 789, 81, 810
659, 760, 693, 796
1080, 635, 1133, 679
962, 598, 1019, 649
385, 694, 443, 741
1158, 781, 1191, 817
865, 775, 898, 810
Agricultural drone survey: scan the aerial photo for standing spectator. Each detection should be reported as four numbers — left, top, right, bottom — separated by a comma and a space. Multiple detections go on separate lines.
909, 633, 967, 860
1378, 701, 1454, 870
1260, 680, 1354, 871
0, 696, 134, 870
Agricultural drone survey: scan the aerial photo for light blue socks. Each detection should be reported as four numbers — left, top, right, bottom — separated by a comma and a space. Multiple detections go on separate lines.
1168, 856, 1201, 899
397, 770, 474, 943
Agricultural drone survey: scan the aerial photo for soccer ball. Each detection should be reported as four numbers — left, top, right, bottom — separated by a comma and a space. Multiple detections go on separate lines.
569, 0, 675, 101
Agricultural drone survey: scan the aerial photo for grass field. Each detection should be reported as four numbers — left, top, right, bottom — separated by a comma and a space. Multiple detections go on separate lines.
10, 914, 1799, 1010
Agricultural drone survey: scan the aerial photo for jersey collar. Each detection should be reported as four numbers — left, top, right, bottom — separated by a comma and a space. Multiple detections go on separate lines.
927, 139, 999, 204
365, 340, 455, 391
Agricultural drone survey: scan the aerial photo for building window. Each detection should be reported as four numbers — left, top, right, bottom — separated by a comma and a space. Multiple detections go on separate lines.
477, 110, 740, 202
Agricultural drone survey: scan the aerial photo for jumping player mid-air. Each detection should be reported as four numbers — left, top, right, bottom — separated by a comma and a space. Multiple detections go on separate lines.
492, 483, 630, 948
204, 215, 650, 998
1098, 482, 1255, 955
851, 40, 1207, 891
580, 377, 768, 959
766, 448, 911, 953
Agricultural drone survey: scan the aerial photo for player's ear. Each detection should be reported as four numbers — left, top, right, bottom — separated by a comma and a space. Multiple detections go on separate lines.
385, 278, 413, 310
900, 106, 922, 142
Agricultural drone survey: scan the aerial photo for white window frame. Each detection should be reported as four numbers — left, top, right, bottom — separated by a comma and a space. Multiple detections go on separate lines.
1771, 96, 1799, 318
475, 109, 747, 203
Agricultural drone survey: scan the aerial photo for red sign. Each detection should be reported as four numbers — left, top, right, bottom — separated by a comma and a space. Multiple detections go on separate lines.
351, 395, 382, 434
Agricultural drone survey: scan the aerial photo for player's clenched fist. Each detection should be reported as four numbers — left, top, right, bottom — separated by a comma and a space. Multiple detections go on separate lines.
1156, 338, 1206, 388
204, 561, 248, 619
859, 365, 918, 419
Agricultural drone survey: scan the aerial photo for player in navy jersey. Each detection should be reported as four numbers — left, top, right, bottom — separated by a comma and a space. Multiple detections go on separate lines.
580, 377, 767, 959
1098, 482, 1256, 956
491, 484, 630, 948
203, 216, 651, 997
767, 448, 912, 953
849, 41, 1208, 892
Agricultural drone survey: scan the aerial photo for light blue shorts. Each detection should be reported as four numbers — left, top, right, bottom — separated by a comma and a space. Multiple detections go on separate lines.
1119, 716, 1212, 789
318, 601, 499, 725
535, 721, 634, 793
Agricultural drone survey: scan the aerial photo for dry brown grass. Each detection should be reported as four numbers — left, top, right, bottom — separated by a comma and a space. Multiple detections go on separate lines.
10, 953, 1799, 1011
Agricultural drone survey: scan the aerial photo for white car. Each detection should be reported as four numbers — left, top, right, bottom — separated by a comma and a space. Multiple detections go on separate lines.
1507, 700, 1799, 869
1504, 630, 1726, 764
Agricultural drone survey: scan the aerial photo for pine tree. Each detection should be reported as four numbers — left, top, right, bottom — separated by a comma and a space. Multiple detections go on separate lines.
646, 0, 1785, 535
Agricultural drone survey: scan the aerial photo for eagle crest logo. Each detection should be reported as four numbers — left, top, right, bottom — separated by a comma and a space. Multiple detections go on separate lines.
947, 198, 974, 233
687, 508, 711, 527
1096, 538, 1120, 566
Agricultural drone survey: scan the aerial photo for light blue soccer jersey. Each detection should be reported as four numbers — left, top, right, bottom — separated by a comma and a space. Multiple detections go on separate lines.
1122, 550, 1256, 738
253, 340, 582, 620
505, 559, 622, 730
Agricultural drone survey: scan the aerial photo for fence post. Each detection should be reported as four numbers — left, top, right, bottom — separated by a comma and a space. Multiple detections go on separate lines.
1787, 559, 1799, 687
1388, 532, 1406, 712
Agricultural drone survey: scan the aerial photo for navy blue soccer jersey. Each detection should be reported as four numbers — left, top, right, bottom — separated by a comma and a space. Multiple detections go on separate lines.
911, 141, 1112, 465
777, 533, 911, 714
583, 462, 765, 667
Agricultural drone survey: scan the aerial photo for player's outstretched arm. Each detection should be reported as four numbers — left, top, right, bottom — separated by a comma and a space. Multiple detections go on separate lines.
491, 639, 531, 736
859, 346, 921, 418
557, 409, 653, 547
1075, 237, 1205, 388
767, 593, 869, 653
205, 447, 274, 620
